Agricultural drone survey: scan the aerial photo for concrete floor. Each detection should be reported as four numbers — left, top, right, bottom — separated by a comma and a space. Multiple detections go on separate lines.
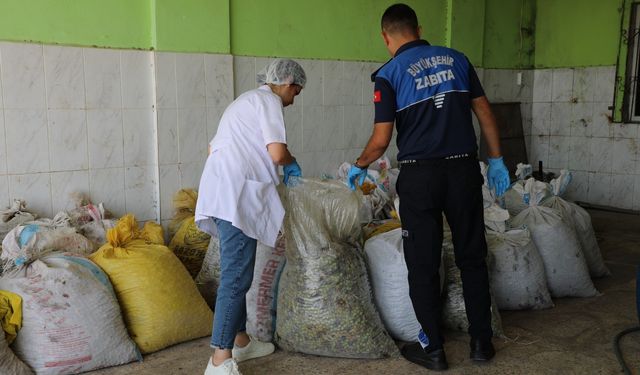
91, 209, 640, 375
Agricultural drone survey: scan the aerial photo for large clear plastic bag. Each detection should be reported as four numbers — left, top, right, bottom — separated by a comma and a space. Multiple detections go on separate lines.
275, 178, 398, 358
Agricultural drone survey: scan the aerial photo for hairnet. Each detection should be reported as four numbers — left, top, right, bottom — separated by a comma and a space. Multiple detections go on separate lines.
257, 59, 307, 88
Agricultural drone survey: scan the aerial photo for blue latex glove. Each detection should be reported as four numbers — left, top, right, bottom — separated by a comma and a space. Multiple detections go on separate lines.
487, 156, 510, 197
283, 160, 302, 186
347, 164, 367, 191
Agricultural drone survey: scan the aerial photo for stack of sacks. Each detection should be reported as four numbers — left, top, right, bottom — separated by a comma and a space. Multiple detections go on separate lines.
275, 178, 398, 358
0, 222, 139, 374
245, 233, 286, 342
0, 291, 32, 375
168, 189, 211, 278
509, 179, 599, 298
66, 193, 116, 249
0, 200, 36, 243
441, 227, 505, 337
90, 215, 213, 354
540, 170, 610, 278
480, 162, 553, 310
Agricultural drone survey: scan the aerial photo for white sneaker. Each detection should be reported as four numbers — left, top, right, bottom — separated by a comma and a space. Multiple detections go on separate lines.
204, 358, 242, 375
232, 337, 275, 363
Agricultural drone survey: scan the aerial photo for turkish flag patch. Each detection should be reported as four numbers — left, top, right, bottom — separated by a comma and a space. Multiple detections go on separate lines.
373, 90, 381, 103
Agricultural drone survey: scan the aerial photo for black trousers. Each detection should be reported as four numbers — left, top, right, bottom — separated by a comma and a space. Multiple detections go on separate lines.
397, 157, 493, 350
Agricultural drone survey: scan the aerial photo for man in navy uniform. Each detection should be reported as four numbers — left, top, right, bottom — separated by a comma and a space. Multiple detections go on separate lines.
348, 3, 509, 371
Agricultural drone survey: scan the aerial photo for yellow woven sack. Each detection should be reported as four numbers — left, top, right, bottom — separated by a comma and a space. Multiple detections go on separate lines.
0, 290, 22, 344
363, 220, 402, 241
90, 214, 213, 354
168, 189, 211, 278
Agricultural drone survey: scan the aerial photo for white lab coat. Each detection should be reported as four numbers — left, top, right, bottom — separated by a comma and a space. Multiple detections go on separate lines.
195, 85, 287, 247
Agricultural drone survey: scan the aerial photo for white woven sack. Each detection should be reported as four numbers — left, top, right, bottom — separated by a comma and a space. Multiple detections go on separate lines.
246, 234, 286, 342
0, 330, 32, 375
486, 229, 553, 310
364, 228, 421, 342
0, 255, 140, 374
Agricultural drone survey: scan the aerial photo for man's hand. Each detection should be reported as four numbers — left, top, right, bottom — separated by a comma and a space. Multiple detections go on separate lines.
487, 156, 509, 197
347, 164, 367, 191
283, 160, 302, 186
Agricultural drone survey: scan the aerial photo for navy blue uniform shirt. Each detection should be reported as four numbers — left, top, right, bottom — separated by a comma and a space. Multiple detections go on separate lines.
372, 40, 485, 161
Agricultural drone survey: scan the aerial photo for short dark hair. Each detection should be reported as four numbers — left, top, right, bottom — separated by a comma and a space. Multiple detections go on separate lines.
381, 3, 419, 36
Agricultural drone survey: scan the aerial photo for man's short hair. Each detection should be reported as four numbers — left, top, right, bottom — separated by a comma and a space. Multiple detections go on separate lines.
381, 3, 419, 36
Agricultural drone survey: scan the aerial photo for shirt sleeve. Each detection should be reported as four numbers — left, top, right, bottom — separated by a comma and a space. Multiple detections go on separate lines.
468, 60, 485, 99
257, 94, 287, 147
374, 77, 396, 123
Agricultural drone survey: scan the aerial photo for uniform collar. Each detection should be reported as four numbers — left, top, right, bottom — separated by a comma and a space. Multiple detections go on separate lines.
370, 39, 431, 82
395, 39, 430, 57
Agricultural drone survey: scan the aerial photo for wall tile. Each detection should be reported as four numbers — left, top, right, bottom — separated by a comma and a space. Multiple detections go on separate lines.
634, 175, 640, 211
176, 53, 206, 108
178, 108, 207, 163
125, 165, 157, 221
612, 138, 637, 174
159, 164, 180, 221
343, 105, 363, 150
123, 109, 155, 166
342, 61, 364, 106
157, 109, 179, 165
594, 66, 615, 104
298, 149, 345, 177
302, 106, 324, 152
568, 136, 590, 171
610, 173, 634, 209
90, 167, 125, 217
84, 48, 122, 109
324, 105, 345, 150
121, 50, 153, 109
588, 137, 613, 173
0, 42, 45, 109
9, 173, 52, 218
520, 102, 532, 136
591, 103, 613, 137
513, 70, 533, 103
50, 170, 90, 213
323, 61, 344, 106
179, 161, 205, 190
548, 136, 570, 169
284, 105, 303, 154
0, 175, 8, 209
481, 69, 499, 102
48, 109, 88, 171
298, 59, 323, 107
564, 170, 588, 202
529, 135, 549, 167
532, 69, 552, 103
549, 102, 571, 136
570, 102, 593, 137
531, 103, 551, 136
0, 110, 5, 175
5, 109, 49, 174
233, 56, 255, 97
44, 45, 85, 109
587, 172, 611, 206
551, 68, 573, 102
87, 109, 124, 168
613, 122, 638, 139
155, 52, 177, 109
205, 54, 234, 107
573, 68, 596, 104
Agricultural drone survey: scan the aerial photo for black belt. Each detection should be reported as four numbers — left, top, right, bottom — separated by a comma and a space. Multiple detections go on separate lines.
399, 153, 473, 165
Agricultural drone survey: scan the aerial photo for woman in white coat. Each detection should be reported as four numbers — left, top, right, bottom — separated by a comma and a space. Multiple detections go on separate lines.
196, 59, 306, 375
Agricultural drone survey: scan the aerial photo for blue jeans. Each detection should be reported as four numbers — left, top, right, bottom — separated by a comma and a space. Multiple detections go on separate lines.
210, 218, 257, 350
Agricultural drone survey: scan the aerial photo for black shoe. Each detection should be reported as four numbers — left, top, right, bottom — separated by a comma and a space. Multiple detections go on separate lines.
401, 343, 449, 371
469, 337, 495, 362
